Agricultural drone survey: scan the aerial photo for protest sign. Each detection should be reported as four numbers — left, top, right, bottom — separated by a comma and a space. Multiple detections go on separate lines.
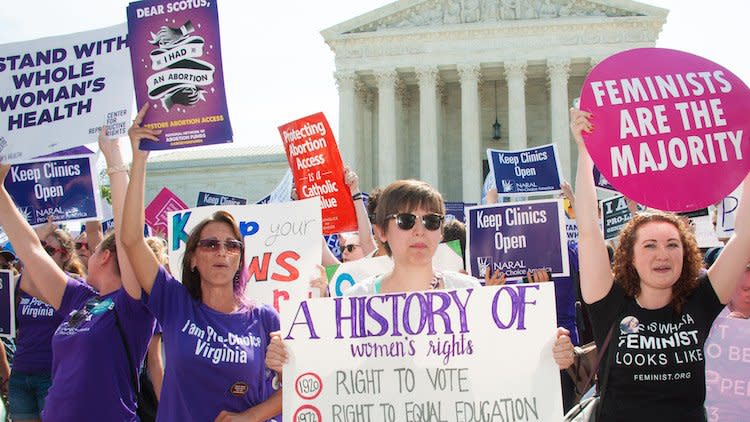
127, 0, 233, 150
4, 153, 101, 226
0, 25, 132, 163
705, 309, 750, 421
278, 112, 356, 235
593, 165, 616, 192
716, 185, 742, 239
0, 270, 15, 338
326, 241, 466, 297
168, 198, 322, 312
281, 283, 563, 421
145, 187, 188, 236
487, 144, 563, 196
196, 191, 247, 207
600, 195, 634, 240
579, 48, 750, 212
466, 199, 569, 280
445, 201, 475, 223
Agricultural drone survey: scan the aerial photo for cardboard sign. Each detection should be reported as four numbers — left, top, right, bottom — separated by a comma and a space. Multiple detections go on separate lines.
0, 24, 132, 163
281, 284, 563, 421
4, 153, 101, 226
127, 0, 233, 150
278, 112, 356, 235
167, 199, 322, 313
705, 309, 750, 421
196, 191, 247, 207
466, 199, 569, 280
487, 144, 563, 196
579, 48, 750, 212
0, 271, 15, 338
145, 187, 188, 236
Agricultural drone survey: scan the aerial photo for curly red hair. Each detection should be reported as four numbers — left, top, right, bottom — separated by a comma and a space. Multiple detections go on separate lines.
613, 212, 703, 313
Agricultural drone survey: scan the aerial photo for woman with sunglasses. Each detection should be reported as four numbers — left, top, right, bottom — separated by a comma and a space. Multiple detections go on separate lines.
121, 104, 281, 422
570, 108, 750, 421
0, 128, 155, 422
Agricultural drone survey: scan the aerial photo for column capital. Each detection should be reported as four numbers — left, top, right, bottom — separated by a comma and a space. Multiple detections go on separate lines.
546, 58, 571, 81
504, 60, 528, 82
457, 64, 481, 83
334, 70, 358, 92
415, 65, 440, 86
374, 68, 398, 88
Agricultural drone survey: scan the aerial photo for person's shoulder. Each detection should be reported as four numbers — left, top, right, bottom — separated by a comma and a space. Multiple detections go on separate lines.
442, 271, 481, 289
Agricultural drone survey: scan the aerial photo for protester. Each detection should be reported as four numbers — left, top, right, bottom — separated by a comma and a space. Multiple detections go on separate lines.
0, 126, 155, 421
121, 104, 281, 422
570, 108, 750, 421
727, 265, 750, 319
340, 233, 365, 262
267, 179, 576, 376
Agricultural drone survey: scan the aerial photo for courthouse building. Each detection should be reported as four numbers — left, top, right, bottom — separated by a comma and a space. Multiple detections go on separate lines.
324, 0, 666, 202
147, 0, 667, 203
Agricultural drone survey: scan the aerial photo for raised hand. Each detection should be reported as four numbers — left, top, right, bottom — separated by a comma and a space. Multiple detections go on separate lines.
127, 104, 159, 161
569, 108, 593, 147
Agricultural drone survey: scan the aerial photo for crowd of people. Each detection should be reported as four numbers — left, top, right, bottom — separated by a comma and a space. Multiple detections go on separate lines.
0, 104, 746, 422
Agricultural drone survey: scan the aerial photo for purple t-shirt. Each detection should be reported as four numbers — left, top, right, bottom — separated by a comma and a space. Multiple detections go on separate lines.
42, 277, 155, 422
13, 277, 65, 374
146, 266, 281, 422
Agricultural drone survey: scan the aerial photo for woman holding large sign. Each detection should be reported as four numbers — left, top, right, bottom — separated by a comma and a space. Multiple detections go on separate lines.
121, 104, 282, 422
571, 108, 750, 421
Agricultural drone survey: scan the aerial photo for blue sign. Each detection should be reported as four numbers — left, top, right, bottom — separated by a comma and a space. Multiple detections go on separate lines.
445, 202, 476, 223
487, 144, 563, 196
196, 191, 247, 207
4, 154, 101, 226
593, 166, 617, 192
0, 270, 15, 338
466, 199, 569, 280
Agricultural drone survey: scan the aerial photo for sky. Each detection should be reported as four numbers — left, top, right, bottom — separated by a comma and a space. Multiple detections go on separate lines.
0, 0, 748, 150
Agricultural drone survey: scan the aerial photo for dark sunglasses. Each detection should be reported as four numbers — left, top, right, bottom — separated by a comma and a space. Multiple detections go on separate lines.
41, 241, 63, 256
75, 241, 88, 250
387, 213, 444, 231
196, 239, 243, 254
343, 244, 360, 253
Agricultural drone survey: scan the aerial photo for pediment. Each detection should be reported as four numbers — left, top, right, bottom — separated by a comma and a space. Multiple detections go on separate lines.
322, 0, 668, 37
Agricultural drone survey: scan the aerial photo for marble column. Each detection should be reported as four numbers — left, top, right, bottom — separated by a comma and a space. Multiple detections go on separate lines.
547, 58, 571, 179
334, 71, 358, 167
374, 69, 398, 186
458, 64, 482, 203
504, 60, 528, 151
416, 65, 440, 190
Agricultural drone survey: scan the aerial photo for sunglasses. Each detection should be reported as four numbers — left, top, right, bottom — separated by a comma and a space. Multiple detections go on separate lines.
41, 241, 63, 256
196, 239, 243, 254
75, 241, 88, 250
343, 244, 360, 253
387, 213, 444, 231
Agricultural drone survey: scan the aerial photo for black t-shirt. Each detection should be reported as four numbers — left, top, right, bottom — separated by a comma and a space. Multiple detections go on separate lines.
587, 274, 723, 422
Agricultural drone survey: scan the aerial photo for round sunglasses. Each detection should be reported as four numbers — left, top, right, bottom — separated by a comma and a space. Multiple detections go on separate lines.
387, 213, 444, 231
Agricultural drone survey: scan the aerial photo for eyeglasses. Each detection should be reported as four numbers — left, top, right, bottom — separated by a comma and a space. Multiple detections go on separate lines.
387, 213, 444, 231
41, 241, 63, 256
196, 239, 243, 254
75, 242, 88, 250
343, 244, 360, 253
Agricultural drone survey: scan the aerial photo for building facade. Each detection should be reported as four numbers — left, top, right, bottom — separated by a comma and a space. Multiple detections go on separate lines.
323, 0, 667, 202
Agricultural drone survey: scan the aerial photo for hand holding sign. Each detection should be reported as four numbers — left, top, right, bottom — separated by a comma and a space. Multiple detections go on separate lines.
128, 104, 160, 157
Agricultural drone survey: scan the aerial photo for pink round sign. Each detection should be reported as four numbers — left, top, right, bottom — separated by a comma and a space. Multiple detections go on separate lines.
580, 48, 750, 212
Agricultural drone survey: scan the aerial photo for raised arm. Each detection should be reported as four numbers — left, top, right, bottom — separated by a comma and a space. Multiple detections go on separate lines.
120, 104, 161, 295
345, 166, 376, 256
99, 125, 142, 299
570, 108, 614, 304
0, 166, 67, 309
708, 171, 750, 303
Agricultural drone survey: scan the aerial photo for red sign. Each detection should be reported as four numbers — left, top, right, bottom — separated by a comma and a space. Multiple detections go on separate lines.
278, 112, 356, 235
145, 187, 188, 236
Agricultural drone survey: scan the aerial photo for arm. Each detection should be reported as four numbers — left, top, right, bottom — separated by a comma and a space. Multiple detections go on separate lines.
214, 390, 282, 422
321, 237, 340, 266
708, 171, 750, 303
486, 188, 499, 205
99, 125, 142, 300
0, 165, 67, 309
570, 108, 614, 304
120, 104, 161, 295
146, 333, 164, 400
85, 220, 104, 252
345, 167, 376, 256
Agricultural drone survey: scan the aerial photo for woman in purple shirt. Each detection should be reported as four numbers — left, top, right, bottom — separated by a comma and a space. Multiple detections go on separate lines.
0, 129, 155, 422
122, 104, 282, 422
